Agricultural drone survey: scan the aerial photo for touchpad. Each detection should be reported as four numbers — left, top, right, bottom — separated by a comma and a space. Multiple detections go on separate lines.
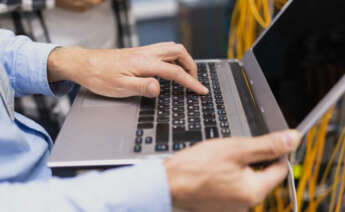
81, 89, 139, 108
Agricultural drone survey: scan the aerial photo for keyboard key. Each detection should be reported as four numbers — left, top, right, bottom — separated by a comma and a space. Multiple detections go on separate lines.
204, 117, 217, 127
173, 125, 185, 131
205, 127, 219, 139
135, 137, 143, 144
221, 128, 231, 137
137, 123, 154, 129
173, 130, 202, 143
158, 105, 170, 110
173, 143, 187, 151
203, 112, 215, 117
218, 110, 226, 115
217, 105, 225, 110
158, 99, 170, 105
140, 98, 155, 110
173, 113, 185, 118
214, 90, 222, 95
134, 145, 142, 153
220, 122, 229, 127
136, 129, 143, 136
219, 116, 228, 122
156, 124, 169, 143
188, 111, 200, 117
189, 124, 201, 130
173, 107, 184, 112
158, 110, 170, 116
188, 117, 200, 123
139, 116, 154, 123
190, 141, 202, 146
215, 95, 223, 100
173, 120, 185, 125
140, 110, 155, 116
197, 63, 207, 72
155, 144, 169, 152
157, 117, 170, 123
216, 99, 224, 104
145, 136, 153, 144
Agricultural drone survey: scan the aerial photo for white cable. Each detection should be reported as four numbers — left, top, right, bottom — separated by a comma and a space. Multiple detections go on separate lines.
288, 161, 298, 212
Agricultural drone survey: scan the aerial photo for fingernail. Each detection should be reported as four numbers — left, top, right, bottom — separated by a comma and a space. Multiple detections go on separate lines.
282, 130, 302, 150
202, 86, 209, 94
148, 82, 157, 97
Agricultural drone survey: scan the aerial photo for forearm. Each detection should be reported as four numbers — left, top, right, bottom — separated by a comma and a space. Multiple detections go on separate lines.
0, 160, 171, 212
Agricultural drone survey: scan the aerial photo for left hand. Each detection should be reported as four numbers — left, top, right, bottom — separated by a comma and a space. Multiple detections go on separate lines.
164, 130, 302, 212
47, 43, 209, 98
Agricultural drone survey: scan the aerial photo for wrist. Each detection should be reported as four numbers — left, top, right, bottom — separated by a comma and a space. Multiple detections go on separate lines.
164, 158, 195, 211
47, 46, 87, 83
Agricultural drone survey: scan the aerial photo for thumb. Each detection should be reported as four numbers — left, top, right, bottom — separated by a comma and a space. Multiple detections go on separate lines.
239, 130, 302, 165
125, 77, 160, 98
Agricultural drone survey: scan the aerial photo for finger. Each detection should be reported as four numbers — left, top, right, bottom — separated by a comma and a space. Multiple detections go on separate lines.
248, 159, 289, 200
149, 62, 208, 95
153, 43, 198, 79
239, 130, 302, 164
122, 77, 160, 98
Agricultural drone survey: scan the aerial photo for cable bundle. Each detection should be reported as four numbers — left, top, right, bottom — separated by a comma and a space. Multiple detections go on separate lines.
228, 0, 284, 59
228, 0, 345, 211
295, 108, 345, 212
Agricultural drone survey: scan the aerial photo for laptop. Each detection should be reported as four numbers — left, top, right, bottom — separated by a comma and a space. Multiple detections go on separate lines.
48, 0, 345, 168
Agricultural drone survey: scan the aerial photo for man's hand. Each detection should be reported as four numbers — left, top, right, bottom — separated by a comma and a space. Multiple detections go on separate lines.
47, 43, 209, 98
164, 130, 302, 212
56, 0, 103, 12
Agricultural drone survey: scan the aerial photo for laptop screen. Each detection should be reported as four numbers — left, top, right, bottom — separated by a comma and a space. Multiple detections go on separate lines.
253, 0, 345, 128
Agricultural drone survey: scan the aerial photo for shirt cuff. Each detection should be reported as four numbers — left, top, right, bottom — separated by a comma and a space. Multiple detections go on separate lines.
14, 42, 74, 97
102, 160, 172, 212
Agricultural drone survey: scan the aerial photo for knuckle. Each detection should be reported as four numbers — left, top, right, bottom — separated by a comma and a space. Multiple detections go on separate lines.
172, 65, 184, 74
138, 81, 147, 95
268, 139, 283, 158
176, 44, 186, 53
175, 68, 187, 80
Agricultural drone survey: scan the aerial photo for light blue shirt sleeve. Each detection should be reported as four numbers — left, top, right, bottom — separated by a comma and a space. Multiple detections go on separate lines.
0, 29, 173, 211
0, 160, 172, 212
0, 29, 72, 97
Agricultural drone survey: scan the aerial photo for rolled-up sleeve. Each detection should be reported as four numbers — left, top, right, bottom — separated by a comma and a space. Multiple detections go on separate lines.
0, 160, 172, 212
0, 29, 73, 97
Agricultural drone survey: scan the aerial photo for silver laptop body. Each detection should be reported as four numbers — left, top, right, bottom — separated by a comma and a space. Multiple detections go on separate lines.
48, 0, 345, 168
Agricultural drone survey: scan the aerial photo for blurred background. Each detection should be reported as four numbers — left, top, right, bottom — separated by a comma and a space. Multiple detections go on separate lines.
2, 0, 345, 211
132, 0, 231, 59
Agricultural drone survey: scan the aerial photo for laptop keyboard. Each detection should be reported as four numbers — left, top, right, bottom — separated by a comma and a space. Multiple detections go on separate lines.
134, 62, 231, 153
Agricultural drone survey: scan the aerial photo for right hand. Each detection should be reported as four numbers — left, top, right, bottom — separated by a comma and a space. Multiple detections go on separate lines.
56, 0, 104, 12
47, 43, 208, 98
164, 130, 302, 212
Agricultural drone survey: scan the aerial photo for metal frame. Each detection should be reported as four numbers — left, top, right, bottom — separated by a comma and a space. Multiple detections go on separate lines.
240, 51, 289, 132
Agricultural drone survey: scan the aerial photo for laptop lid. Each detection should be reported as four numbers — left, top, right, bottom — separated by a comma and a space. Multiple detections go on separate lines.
240, 0, 345, 133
